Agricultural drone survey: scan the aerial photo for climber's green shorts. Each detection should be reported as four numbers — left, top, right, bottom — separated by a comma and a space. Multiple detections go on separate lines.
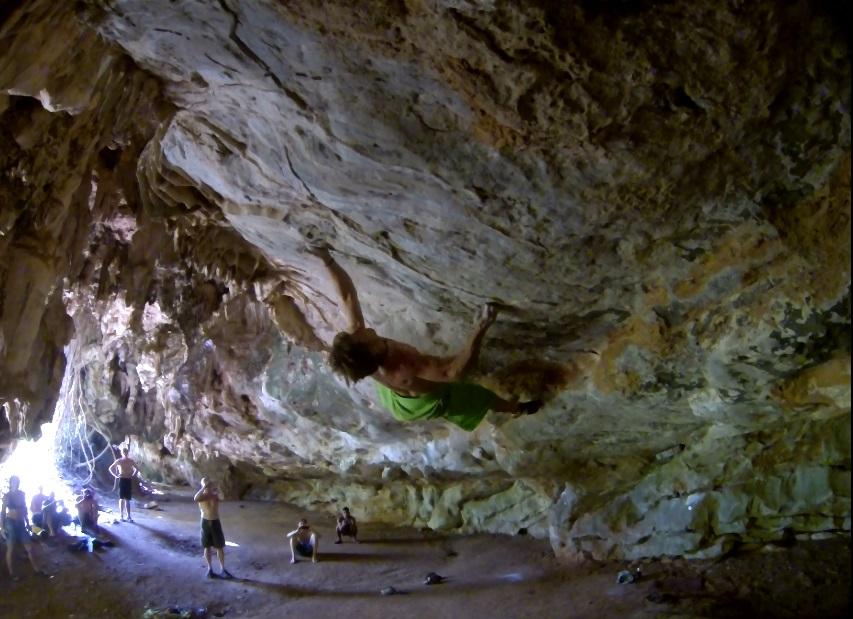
375, 381, 497, 431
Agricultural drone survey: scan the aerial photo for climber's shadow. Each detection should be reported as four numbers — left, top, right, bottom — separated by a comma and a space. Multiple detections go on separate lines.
485, 357, 592, 407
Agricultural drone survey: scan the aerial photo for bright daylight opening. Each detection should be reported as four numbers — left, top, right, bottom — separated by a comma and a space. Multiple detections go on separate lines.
0, 419, 82, 537
0, 422, 74, 505
1, 351, 135, 527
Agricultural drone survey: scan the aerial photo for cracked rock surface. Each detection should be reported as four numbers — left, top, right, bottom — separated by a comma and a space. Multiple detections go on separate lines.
0, 0, 850, 560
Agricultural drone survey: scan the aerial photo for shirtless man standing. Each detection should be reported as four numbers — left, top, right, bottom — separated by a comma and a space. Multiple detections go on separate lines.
1, 476, 47, 579
193, 478, 234, 579
287, 518, 319, 563
108, 447, 139, 522
314, 246, 542, 431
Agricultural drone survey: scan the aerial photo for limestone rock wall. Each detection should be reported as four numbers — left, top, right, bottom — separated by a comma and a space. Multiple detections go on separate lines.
0, 0, 168, 447
0, 0, 849, 560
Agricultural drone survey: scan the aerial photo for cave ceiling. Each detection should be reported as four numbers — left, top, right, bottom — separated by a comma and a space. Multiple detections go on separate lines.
0, 0, 849, 560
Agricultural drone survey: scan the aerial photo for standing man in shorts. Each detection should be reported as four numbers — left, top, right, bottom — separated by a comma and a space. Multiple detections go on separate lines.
108, 447, 139, 522
194, 478, 234, 579
1, 476, 47, 580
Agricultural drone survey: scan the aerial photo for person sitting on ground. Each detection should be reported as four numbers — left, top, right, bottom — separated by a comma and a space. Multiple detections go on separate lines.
287, 518, 319, 563
193, 478, 233, 579
1, 476, 48, 579
335, 507, 359, 544
313, 246, 543, 431
75, 488, 100, 535
108, 447, 139, 522
40, 492, 61, 537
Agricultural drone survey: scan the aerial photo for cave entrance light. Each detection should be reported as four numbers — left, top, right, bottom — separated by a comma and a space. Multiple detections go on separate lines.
0, 421, 76, 507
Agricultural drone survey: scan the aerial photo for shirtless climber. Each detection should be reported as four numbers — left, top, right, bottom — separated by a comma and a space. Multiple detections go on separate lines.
314, 246, 542, 431
108, 447, 139, 522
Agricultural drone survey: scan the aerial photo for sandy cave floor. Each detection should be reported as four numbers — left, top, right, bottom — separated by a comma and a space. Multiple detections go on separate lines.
0, 489, 849, 619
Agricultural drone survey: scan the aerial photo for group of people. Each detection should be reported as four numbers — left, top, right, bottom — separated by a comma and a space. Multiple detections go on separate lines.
186, 247, 530, 577
6, 244, 539, 583
185, 246, 535, 579
184, 246, 538, 580
5, 450, 361, 582
1, 446, 141, 580
0, 479, 109, 579
193, 477, 358, 579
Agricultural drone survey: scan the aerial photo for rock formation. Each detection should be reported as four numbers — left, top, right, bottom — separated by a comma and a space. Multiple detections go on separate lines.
0, 0, 849, 560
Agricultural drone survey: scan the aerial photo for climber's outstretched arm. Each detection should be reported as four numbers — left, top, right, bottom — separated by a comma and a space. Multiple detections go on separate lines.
312, 246, 365, 333
413, 304, 497, 382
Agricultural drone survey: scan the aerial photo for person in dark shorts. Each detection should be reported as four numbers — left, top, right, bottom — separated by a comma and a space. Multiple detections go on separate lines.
335, 507, 359, 544
108, 447, 139, 522
287, 518, 319, 563
193, 478, 233, 579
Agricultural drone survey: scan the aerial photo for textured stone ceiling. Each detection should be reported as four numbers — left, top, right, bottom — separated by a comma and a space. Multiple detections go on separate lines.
0, 0, 850, 560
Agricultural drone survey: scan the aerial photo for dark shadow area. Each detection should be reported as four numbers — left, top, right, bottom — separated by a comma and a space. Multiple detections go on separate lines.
133, 522, 197, 556
314, 551, 403, 562
232, 575, 416, 599
228, 564, 557, 601
489, 358, 586, 401
360, 536, 447, 545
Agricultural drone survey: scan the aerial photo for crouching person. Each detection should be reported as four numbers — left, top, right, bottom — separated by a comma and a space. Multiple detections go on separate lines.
287, 519, 319, 563
75, 488, 100, 535
335, 507, 359, 544
40, 493, 62, 537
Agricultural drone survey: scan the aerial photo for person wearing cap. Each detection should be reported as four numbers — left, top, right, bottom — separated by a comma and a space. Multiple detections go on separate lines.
75, 488, 100, 534
2, 476, 48, 579
335, 507, 359, 544
286, 518, 319, 563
